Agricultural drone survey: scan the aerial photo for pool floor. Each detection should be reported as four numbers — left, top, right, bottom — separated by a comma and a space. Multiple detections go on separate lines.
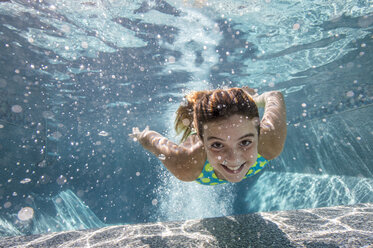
0, 203, 371, 248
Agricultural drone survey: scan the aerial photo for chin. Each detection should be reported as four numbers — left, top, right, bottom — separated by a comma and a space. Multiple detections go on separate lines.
226, 176, 244, 183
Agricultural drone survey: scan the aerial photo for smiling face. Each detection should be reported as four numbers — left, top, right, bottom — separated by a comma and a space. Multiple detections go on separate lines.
202, 114, 259, 182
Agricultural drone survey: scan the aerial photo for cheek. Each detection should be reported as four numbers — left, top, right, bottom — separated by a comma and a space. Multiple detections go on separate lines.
208, 151, 223, 161
245, 150, 258, 163
205, 149, 224, 163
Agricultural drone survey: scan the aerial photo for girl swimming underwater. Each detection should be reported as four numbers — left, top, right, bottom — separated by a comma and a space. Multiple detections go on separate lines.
129, 87, 287, 185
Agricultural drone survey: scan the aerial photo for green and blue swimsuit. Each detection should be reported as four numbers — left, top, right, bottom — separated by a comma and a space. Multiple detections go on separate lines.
195, 154, 269, 186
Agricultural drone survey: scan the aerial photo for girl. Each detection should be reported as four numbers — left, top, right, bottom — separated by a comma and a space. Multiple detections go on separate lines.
129, 87, 287, 185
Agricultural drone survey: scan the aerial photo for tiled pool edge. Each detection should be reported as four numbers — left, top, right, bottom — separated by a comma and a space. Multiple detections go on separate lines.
0, 203, 372, 247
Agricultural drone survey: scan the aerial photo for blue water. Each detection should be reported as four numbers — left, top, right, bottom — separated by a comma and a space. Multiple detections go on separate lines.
0, 0, 372, 237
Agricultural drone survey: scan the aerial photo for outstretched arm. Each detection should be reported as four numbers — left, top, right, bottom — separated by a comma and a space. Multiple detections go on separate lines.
129, 127, 204, 181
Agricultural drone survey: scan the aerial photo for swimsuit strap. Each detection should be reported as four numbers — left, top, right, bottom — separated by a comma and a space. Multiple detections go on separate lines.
195, 154, 269, 186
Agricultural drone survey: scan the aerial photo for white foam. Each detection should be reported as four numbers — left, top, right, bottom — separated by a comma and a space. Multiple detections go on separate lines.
149, 6, 236, 222
156, 172, 234, 222
17, 207, 35, 221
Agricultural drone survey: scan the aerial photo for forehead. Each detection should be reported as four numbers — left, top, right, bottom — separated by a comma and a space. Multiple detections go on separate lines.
203, 114, 258, 135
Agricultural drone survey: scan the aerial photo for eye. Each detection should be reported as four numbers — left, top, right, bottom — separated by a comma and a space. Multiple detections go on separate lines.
210, 142, 223, 149
240, 140, 252, 147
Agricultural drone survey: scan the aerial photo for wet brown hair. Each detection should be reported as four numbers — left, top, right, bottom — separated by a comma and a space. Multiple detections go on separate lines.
175, 87, 259, 142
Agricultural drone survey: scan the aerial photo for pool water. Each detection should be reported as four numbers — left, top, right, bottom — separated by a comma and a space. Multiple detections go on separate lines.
0, 0, 372, 237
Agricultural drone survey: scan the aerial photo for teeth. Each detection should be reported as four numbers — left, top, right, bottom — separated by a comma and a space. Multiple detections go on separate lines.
224, 165, 241, 171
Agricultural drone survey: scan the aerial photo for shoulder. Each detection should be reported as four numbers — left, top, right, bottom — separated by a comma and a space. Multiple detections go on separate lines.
166, 135, 206, 182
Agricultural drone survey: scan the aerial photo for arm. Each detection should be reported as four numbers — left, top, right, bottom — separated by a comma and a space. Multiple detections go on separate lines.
254, 91, 287, 160
129, 127, 204, 181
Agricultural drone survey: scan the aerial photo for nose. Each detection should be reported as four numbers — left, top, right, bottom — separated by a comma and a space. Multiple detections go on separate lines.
224, 148, 242, 165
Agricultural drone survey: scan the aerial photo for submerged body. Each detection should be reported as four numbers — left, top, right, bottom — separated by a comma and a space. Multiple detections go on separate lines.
130, 87, 287, 185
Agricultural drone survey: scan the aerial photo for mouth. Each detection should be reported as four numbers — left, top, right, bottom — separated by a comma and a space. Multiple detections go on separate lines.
221, 162, 246, 174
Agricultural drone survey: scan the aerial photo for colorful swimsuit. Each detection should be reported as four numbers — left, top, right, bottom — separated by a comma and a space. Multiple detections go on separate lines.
195, 154, 269, 186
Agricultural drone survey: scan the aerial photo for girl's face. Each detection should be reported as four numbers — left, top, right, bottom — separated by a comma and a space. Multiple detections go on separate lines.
202, 114, 259, 182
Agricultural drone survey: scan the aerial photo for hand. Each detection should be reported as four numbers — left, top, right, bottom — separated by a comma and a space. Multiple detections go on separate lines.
129, 126, 149, 142
242, 86, 267, 107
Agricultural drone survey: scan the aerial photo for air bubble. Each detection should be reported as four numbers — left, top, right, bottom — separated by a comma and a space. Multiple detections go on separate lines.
42, 111, 54, 119
182, 118, 190, 126
20, 178, 31, 184
77, 190, 84, 197
99, 131, 109, 137
180, 98, 188, 107
168, 56, 175, 63
11, 105, 23, 113
81, 41, 89, 49
346, 91, 354, 97
293, 23, 300, 30
18, 207, 34, 221
38, 160, 47, 167
158, 154, 166, 160
51, 131, 62, 140
152, 199, 158, 206
56, 175, 67, 185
